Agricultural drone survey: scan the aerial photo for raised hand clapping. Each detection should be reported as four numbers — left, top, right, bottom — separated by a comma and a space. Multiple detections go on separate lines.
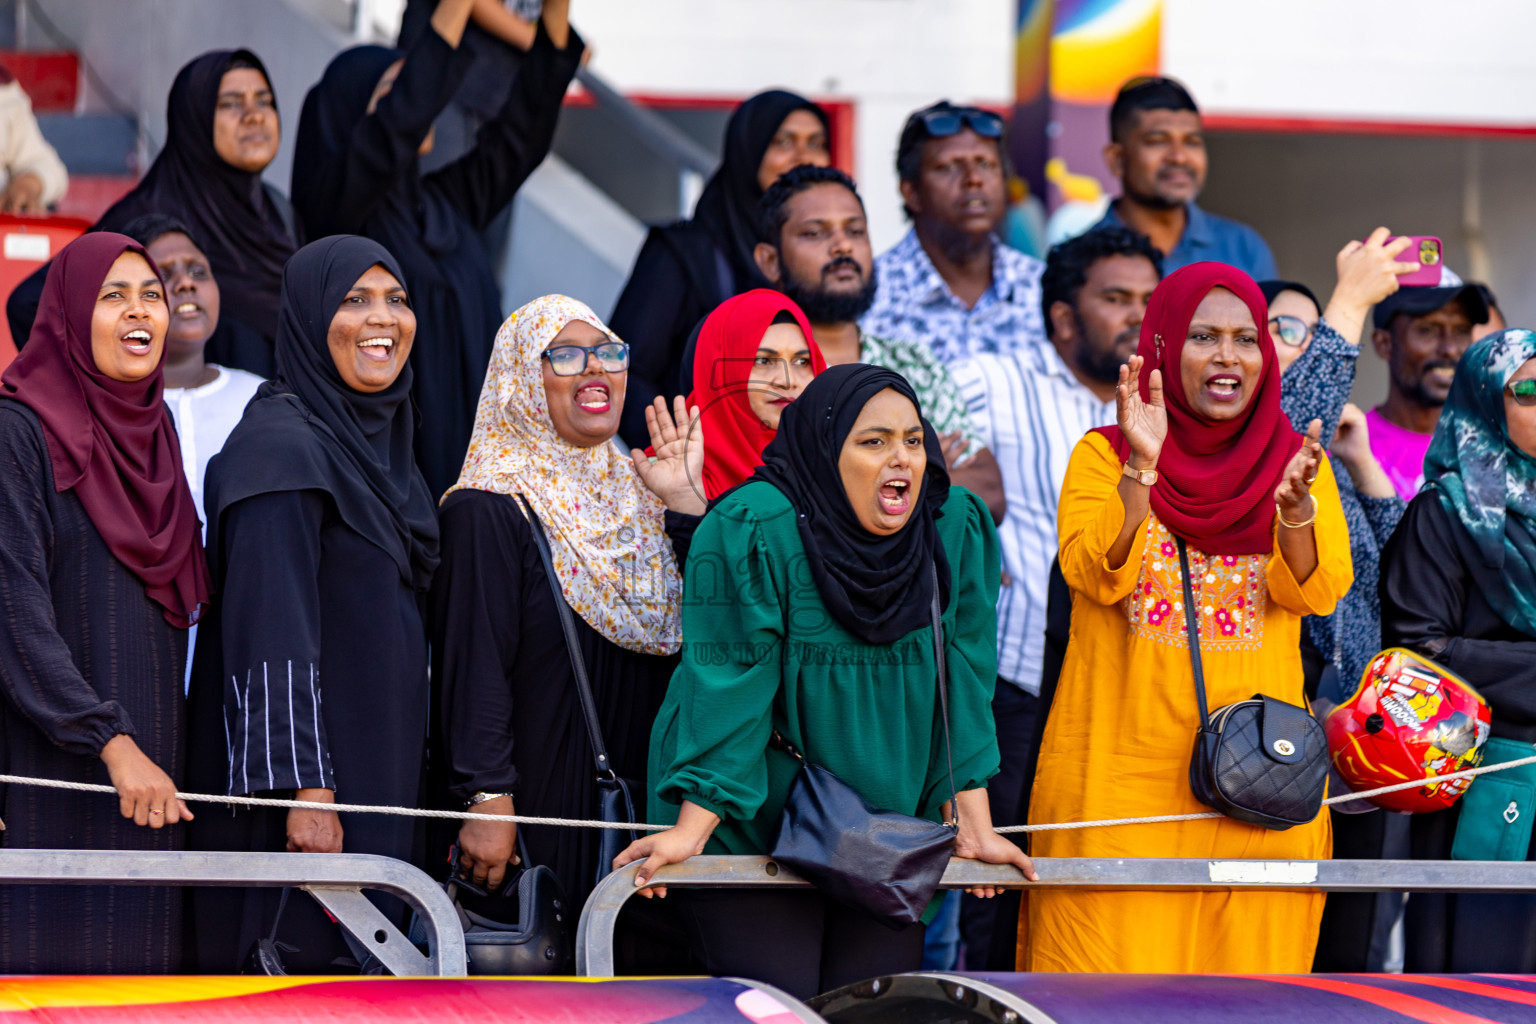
1116, 354, 1167, 470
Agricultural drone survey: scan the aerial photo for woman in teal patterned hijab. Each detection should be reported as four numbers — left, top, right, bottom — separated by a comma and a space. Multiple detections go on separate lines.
1423, 328, 1536, 637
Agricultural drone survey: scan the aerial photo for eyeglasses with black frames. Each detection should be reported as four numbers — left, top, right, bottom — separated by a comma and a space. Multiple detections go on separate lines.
541, 340, 630, 376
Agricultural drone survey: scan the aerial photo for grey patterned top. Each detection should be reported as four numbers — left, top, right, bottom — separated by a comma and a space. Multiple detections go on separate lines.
1279, 318, 1407, 699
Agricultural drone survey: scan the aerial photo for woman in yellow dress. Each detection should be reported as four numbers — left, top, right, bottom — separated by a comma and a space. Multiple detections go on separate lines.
1020, 262, 1352, 973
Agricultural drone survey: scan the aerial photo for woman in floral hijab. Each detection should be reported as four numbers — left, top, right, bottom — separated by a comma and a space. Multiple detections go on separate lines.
430, 294, 703, 909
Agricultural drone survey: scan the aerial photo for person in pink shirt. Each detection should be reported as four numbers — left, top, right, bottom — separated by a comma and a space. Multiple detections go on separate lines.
1368, 267, 1489, 500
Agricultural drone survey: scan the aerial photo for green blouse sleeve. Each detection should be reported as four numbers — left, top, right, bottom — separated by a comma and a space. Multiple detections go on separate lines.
922, 487, 1002, 816
652, 499, 785, 821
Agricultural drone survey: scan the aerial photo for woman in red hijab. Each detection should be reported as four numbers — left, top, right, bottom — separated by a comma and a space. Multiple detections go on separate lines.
1021, 262, 1352, 974
0, 232, 208, 973
684, 288, 827, 500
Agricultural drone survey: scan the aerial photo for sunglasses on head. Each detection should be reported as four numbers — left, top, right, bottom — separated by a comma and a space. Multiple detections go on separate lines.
541, 340, 629, 376
916, 106, 1004, 140
1508, 379, 1536, 407
1268, 315, 1314, 349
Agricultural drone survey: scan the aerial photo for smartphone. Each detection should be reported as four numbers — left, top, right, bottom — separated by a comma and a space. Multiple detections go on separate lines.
1385, 236, 1443, 287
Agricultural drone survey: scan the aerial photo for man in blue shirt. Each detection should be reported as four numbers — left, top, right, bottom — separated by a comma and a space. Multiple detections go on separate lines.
1091, 76, 1277, 280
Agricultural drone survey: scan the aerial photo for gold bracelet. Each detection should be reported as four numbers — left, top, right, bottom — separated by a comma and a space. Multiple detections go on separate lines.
1276, 496, 1318, 528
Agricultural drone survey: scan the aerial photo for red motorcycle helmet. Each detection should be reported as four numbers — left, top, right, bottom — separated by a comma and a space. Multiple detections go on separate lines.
1325, 648, 1492, 813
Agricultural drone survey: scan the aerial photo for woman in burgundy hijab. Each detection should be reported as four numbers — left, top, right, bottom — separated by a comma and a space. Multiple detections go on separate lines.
1022, 262, 1353, 973
0, 232, 208, 973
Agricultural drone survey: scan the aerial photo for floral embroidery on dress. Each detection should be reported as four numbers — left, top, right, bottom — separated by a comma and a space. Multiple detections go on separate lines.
1124, 514, 1266, 651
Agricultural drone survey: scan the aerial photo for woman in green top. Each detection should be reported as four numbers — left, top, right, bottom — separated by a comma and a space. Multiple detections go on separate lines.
616, 363, 1034, 998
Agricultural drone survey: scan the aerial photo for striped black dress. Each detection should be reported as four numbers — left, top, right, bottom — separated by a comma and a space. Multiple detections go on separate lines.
186, 487, 430, 972
0, 401, 187, 973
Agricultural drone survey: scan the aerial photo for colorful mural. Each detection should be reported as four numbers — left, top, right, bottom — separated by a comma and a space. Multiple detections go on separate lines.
1012, 0, 1163, 244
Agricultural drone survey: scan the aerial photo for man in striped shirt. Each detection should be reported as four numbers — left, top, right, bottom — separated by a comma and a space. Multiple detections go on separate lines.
948, 225, 1161, 967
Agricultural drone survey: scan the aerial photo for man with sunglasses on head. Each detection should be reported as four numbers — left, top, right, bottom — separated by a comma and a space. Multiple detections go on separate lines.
861, 101, 1048, 366
1090, 76, 1276, 279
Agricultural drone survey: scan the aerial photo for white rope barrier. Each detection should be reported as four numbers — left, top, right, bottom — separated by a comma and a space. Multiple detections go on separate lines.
995, 751, 1536, 833
5, 749, 1534, 837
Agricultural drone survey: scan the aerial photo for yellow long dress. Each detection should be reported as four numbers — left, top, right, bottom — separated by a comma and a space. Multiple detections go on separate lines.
1019, 431, 1352, 973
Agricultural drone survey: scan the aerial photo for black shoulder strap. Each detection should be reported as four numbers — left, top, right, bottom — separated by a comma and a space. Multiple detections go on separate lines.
1176, 537, 1211, 728
930, 562, 959, 825
514, 494, 615, 782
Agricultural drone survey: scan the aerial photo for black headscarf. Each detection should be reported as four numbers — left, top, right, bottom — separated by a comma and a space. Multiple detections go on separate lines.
96, 49, 298, 341
752, 363, 951, 645
291, 44, 462, 260
204, 236, 439, 591
690, 89, 829, 294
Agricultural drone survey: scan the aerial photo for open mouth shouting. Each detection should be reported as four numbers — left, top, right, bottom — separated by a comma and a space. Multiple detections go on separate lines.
1204, 373, 1243, 404
121, 328, 154, 357
878, 473, 913, 517
574, 381, 611, 415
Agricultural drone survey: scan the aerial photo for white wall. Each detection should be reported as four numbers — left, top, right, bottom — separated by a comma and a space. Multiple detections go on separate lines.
571, 0, 1017, 251
1164, 0, 1536, 126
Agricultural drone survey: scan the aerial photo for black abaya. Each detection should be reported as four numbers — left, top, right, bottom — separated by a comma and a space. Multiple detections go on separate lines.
0, 402, 187, 973
188, 489, 430, 972
1381, 492, 1536, 972
609, 90, 829, 449
291, 21, 582, 498
429, 489, 675, 908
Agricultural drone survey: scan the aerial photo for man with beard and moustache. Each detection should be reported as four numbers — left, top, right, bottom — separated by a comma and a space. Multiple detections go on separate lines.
946, 227, 1161, 968
753, 164, 1005, 522
1089, 77, 1275, 279
1368, 267, 1489, 500
862, 101, 1047, 365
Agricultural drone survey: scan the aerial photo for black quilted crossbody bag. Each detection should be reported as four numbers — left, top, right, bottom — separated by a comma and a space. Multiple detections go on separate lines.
1178, 538, 1327, 830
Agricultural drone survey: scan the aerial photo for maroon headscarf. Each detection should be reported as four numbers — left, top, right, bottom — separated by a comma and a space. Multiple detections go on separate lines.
1093, 261, 1302, 556
1, 232, 210, 627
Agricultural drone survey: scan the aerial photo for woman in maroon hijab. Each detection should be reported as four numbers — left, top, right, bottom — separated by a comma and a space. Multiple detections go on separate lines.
0, 232, 209, 973
1021, 262, 1353, 973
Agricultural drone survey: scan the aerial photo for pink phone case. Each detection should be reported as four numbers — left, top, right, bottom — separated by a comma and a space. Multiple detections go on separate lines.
1387, 236, 1443, 287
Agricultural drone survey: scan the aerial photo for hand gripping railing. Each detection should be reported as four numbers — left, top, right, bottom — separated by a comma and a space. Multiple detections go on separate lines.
576, 854, 1536, 977
0, 849, 467, 976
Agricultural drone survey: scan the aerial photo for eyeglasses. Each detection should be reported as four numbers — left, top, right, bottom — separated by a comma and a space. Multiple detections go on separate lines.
1268, 315, 1314, 349
541, 340, 629, 376
916, 106, 1004, 140
1508, 379, 1536, 407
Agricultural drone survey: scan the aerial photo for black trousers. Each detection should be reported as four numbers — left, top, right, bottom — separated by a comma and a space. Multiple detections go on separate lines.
674, 888, 926, 1000
959, 681, 1040, 969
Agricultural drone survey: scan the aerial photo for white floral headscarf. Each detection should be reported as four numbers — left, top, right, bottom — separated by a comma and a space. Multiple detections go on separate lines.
443, 295, 682, 655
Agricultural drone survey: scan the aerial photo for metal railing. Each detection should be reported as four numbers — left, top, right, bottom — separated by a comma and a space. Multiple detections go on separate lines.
575, 854, 1536, 977
0, 849, 467, 976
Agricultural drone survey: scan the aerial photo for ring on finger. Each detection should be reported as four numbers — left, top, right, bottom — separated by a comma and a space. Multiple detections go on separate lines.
150, 808, 163, 816
1304, 475, 1317, 484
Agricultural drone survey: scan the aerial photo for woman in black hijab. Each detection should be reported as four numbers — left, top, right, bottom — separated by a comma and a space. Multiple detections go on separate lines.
5, 49, 299, 374
618, 364, 1030, 999
609, 89, 832, 449
291, 0, 582, 499
187, 236, 440, 973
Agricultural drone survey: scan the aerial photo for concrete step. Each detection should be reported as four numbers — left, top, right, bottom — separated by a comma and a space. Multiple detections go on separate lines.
37, 111, 136, 175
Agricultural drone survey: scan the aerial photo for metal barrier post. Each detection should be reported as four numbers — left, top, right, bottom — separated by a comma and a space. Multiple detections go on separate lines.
575, 855, 1536, 977
0, 849, 467, 976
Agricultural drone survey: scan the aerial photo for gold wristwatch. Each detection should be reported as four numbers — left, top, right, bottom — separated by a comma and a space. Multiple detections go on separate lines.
1122, 462, 1157, 487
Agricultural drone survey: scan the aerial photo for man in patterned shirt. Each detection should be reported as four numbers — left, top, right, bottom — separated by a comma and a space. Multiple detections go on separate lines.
754, 163, 1005, 522
861, 101, 1048, 365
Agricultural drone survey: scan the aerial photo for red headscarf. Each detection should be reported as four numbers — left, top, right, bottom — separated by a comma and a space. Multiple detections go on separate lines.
1093, 262, 1302, 556
688, 289, 827, 499
1, 232, 210, 627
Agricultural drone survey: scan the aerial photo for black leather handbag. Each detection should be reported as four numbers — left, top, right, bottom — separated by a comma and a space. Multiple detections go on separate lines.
1179, 538, 1328, 830
517, 496, 642, 886
768, 566, 958, 928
